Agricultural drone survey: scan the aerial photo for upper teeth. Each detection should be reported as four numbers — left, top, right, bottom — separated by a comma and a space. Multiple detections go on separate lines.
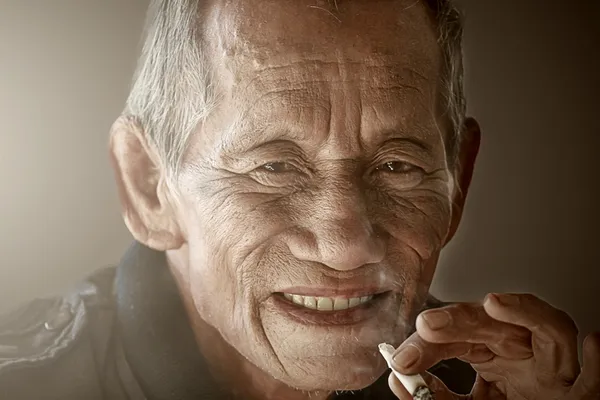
282, 293, 374, 311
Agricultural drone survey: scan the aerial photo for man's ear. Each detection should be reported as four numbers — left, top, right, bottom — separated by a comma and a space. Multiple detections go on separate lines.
445, 117, 481, 245
108, 116, 184, 251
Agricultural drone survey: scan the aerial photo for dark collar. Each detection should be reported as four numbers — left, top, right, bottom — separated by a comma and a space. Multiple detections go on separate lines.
115, 242, 221, 399
114, 242, 474, 399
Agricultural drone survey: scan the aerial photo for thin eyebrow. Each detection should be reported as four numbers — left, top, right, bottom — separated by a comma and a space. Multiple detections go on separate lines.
379, 135, 433, 153
372, 136, 440, 165
218, 122, 439, 161
216, 85, 330, 154
218, 123, 310, 160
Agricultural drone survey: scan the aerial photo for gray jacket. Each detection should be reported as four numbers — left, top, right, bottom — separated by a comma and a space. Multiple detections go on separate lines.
0, 243, 476, 399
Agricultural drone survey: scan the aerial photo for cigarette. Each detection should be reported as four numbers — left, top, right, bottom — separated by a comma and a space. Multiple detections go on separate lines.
378, 343, 434, 400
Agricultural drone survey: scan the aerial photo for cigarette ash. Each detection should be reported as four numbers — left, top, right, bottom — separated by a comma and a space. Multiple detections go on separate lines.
413, 386, 435, 400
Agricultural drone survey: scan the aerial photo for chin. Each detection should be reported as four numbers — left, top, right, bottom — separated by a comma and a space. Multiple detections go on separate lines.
278, 350, 388, 392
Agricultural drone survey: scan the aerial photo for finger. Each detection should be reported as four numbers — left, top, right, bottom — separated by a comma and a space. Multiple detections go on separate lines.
484, 293, 580, 382
391, 331, 476, 374
416, 303, 533, 359
470, 375, 506, 400
388, 371, 463, 400
457, 343, 496, 365
421, 371, 466, 400
388, 372, 413, 400
568, 332, 600, 400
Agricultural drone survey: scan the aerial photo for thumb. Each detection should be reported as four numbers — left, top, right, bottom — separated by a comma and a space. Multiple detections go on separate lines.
388, 370, 465, 400
567, 332, 600, 400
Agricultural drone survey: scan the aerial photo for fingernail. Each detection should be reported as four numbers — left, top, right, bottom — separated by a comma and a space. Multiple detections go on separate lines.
392, 345, 421, 370
421, 310, 450, 330
494, 293, 520, 307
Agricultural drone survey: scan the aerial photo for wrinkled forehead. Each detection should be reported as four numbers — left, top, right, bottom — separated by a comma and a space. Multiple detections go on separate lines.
203, 0, 441, 81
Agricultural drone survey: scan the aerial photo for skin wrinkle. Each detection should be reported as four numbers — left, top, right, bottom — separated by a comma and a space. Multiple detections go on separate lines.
392, 198, 436, 238
203, 245, 286, 384
427, 99, 451, 177
390, 196, 446, 245
197, 170, 290, 202
216, 85, 441, 163
220, 61, 436, 143
243, 139, 437, 184
307, 5, 342, 23
221, 109, 327, 159
245, 64, 431, 88
404, 191, 452, 223
231, 87, 329, 128
114, 0, 479, 398
255, 307, 289, 379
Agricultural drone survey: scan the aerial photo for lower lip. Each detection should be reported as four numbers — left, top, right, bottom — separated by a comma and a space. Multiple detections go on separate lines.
269, 292, 392, 326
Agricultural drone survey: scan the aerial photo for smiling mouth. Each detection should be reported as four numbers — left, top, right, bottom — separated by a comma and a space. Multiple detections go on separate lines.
272, 291, 393, 326
278, 292, 381, 311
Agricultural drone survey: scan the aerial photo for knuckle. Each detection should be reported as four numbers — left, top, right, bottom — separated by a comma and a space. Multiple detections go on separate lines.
544, 309, 579, 339
533, 331, 557, 349
537, 372, 575, 397
453, 303, 479, 324
526, 299, 578, 338
452, 302, 469, 314
520, 292, 540, 303
472, 361, 499, 374
584, 331, 600, 352
556, 372, 578, 388
536, 369, 556, 385
579, 375, 600, 397
502, 333, 531, 351
461, 344, 494, 364
558, 310, 578, 332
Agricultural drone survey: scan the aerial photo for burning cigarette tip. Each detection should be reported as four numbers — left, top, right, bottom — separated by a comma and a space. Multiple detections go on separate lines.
413, 386, 435, 400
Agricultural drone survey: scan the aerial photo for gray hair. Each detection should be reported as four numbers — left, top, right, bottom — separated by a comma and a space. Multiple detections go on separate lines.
123, 0, 466, 181
425, 0, 467, 164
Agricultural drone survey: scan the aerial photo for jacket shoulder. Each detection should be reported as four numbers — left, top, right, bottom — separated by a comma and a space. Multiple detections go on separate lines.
0, 267, 118, 399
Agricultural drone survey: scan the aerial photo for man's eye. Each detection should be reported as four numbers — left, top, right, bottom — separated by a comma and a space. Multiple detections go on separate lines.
375, 161, 420, 173
260, 162, 294, 173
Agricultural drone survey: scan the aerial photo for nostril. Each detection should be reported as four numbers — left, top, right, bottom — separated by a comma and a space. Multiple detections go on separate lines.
316, 233, 386, 271
286, 217, 386, 271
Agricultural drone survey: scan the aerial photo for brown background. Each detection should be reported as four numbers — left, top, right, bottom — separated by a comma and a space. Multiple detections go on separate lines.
1, 1, 598, 344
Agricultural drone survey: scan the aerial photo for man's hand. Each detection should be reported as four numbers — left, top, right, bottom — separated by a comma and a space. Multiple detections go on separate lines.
388, 293, 600, 400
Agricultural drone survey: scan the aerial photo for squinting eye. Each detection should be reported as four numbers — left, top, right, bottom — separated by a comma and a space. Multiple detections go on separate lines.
376, 161, 420, 173
261, 162, 293, 173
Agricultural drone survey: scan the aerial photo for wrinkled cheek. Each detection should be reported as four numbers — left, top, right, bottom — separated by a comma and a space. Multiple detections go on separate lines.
183, 214, 266, 354
381, 194, 452, 319
392, 212, 449, 298
178, 199, 237, 322
187, 258, 275, 373
186, 247, 263, 351
387, 195, 452, 262
186, 241, 233, 318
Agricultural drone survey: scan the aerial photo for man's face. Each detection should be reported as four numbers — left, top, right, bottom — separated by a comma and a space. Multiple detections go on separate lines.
173, 0, 454, 392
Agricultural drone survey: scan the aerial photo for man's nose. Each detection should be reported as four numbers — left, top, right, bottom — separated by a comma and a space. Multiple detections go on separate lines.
287, 179, 386, 271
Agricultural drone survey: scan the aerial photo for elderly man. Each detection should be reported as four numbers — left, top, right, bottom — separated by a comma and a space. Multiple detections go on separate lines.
1, 0, 599, 399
